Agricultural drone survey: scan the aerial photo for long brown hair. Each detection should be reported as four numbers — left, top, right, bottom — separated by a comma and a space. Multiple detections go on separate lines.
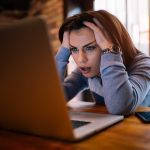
59, 10, 138, 68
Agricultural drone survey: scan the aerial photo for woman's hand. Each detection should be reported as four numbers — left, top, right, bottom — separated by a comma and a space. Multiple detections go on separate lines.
83, 19, 113, 50
61, 32, 70, 49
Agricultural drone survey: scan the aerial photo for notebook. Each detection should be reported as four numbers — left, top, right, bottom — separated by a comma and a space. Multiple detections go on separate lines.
0, 17, 124, 141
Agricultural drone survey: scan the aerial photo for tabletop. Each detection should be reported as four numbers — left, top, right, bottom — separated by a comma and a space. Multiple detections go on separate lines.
0, 105, 150, 150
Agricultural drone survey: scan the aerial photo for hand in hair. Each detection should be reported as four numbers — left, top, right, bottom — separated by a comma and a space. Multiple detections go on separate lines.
83, 19, 113, 50
61, 32, 70, 49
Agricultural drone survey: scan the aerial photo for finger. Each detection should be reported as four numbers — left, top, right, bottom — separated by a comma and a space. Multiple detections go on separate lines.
62, 32, 70, 48
93, 18, 104, 29
83, 21, 100, 32
63, 32, 69, 39
83, 21, 108, 41
83, 21, 108, 39
93, 19, 109, 38
83, 21, 113, 49
93, 18, 112, 43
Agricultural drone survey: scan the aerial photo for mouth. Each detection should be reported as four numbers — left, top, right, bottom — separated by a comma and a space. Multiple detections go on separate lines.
79, 67, 91, 74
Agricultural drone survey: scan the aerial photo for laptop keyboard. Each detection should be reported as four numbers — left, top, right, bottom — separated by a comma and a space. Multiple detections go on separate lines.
71, 120, 90, 129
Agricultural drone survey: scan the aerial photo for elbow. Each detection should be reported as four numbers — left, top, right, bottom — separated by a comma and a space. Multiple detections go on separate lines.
107, 107, 132, 116
106, 100, 136, 116
105, 91, 138, 116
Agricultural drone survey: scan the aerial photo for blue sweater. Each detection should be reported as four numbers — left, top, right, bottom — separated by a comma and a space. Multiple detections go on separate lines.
55, 47, 150, 115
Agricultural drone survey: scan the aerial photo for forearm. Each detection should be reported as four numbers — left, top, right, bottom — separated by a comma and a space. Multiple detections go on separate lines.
55, 47, 71, 80
55, 48, 88, 100
100, 53, 150, 115
63, 70, 88, 100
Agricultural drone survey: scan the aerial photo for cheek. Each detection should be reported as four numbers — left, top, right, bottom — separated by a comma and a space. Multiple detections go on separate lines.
94, 57, 101, 67
90, 53, 101, 68
90, 52, 101, 62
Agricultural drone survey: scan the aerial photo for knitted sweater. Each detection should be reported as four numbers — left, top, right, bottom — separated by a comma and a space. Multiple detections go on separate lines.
55, 47, 150, 115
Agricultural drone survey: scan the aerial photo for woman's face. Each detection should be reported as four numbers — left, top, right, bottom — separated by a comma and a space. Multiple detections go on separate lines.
69, 27, 101, 78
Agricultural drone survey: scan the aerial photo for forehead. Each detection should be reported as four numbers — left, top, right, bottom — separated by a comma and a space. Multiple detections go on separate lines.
69, 27, 95, 46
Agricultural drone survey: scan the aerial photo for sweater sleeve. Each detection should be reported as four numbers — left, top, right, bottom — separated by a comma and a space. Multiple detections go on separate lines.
100, 53, 150, 116
64, 68, 88, 100
55, 47, 88, 100
55, 47, 71, 81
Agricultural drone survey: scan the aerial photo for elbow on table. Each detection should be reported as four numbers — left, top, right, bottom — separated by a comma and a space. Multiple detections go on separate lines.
106, 104, 134, 116
105, 94, 137, 116
107, 107, 132, 116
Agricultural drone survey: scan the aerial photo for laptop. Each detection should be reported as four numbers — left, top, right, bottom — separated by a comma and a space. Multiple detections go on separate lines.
0, 17, 124, 141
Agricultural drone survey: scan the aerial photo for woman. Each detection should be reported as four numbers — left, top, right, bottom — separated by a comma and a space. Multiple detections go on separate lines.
55, 10, 150, 115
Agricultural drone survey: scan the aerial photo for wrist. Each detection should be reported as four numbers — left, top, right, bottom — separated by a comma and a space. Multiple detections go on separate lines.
56, 47, 71, 61
61, 44, 69, 49
101, 45, 121, 54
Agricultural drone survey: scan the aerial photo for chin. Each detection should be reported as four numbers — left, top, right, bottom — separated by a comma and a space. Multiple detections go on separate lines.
82, 73, 96, 78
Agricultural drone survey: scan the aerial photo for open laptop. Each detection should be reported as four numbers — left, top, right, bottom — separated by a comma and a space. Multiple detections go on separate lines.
0, 17, 124, 141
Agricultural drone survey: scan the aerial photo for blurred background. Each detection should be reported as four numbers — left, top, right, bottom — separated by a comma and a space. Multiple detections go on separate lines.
0, 0, 149, 56
0, 0, 149, 105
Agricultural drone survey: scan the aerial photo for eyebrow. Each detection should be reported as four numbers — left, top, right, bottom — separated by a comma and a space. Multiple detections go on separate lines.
70, 40, 96, 48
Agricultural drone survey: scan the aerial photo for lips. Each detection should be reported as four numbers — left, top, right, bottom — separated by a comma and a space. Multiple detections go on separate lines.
79, 67, 91, 74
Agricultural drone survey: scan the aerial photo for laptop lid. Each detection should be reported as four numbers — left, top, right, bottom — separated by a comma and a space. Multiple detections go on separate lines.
0, 17, 75, 140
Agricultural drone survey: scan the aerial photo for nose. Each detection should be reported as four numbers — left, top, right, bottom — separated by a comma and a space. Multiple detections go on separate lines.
78, 50, 87, 64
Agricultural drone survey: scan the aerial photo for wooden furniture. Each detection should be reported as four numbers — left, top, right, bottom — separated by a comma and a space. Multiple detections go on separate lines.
0, 106, 150, 150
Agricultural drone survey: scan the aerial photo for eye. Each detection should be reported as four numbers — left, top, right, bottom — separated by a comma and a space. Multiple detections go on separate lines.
70, 47, 78, 53
84, 45, 97, 52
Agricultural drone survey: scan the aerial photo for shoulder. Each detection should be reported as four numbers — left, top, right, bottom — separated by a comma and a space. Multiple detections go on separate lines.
132, 51, 150, 66
128, 51, 150, 74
